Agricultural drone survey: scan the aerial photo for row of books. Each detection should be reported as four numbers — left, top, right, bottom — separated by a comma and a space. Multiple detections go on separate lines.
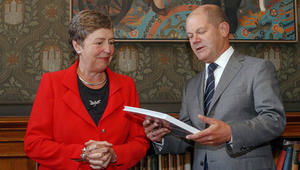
130, 152, 192, 170
274, 140, 300, 170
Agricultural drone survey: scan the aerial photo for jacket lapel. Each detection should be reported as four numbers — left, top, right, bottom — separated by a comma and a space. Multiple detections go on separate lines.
62, 61, 96, 127
198, 71, 206, 116
207, 52, 244, 115
99, 68, 124, 123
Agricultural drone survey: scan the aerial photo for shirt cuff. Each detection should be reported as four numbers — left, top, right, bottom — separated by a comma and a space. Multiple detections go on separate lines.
227, 136, 233, 148
152, 138, 164, 152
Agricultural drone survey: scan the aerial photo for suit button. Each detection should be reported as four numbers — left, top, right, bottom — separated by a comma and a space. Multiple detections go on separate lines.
240, 146, 246, 151
200, 161, 204, 166
101, 129, 105, 133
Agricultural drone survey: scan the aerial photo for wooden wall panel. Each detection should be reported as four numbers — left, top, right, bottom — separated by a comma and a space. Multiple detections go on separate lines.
0, 117, 36, 170
0, 158, 36, 170
281, 112, 300, 138
0, 112, 299, 170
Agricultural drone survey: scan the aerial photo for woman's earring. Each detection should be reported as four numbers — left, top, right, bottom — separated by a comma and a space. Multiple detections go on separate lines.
77, 51, 81, 54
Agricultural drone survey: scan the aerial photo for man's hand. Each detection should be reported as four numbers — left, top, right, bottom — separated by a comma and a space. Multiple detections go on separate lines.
186, 115, 232, 146
84, 140, 116, 169
143, 116, 171, 142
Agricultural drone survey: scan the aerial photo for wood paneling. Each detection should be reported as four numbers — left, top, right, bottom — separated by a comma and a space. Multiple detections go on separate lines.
281, 112, 300, 138
0, 117, 36, 170
0, 112, 299, 170
0, 158, 37, 170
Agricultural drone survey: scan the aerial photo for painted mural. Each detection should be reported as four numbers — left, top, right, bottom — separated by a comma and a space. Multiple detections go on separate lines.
71, 0, 297, 41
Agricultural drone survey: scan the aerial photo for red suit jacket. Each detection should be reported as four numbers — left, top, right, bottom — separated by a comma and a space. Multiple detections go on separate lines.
24, 61, 149, 170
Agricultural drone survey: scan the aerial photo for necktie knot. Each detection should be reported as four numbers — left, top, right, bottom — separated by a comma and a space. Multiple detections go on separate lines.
208, 63, 218, 74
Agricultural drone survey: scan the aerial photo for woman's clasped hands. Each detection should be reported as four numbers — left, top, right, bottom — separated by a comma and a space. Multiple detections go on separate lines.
82, 140, 116, 169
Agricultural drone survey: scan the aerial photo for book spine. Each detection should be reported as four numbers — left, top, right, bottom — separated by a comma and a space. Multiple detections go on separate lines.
147, 155, 152, 170
291, 143, 300, 170
152, 155, 158, 170
282, 146, 293, 170
162, 154, 168, 170
173, 154, 177, 170
168, 153, 173, 169
159, 154, 162, 170
132, 152, 191, 170
184, 152, 192, 170
277, 149, 287, 170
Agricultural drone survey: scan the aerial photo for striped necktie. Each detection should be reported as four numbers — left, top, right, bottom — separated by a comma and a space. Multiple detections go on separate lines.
204, 63, 218, 115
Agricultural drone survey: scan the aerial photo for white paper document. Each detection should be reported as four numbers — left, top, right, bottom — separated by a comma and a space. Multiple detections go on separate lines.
123, 106, 200, 135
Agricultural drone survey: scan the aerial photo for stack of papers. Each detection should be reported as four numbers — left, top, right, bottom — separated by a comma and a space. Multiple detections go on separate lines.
123, 106, 200, 135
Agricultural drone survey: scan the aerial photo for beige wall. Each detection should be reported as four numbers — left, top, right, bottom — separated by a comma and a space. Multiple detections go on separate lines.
0, 0, 299, 115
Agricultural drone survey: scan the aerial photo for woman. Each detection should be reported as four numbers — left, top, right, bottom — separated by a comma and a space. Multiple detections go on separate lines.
24, 10, 149, 170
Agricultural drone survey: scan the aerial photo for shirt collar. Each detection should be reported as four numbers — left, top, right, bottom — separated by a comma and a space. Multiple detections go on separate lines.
206, 46, 234, 70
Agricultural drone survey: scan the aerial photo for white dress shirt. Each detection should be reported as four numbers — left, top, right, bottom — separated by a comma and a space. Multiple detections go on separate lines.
205, 46, 234, 89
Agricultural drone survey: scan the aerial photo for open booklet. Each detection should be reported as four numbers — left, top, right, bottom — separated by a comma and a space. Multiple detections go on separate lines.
123, 106, 200, 136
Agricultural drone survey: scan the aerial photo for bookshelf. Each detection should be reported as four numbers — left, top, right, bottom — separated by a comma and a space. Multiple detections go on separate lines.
0, 112, 299, 170
130, 152, 192, 170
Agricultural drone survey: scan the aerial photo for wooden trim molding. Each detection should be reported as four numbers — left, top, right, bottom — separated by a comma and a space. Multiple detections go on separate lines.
0, 116, 29, 129
281, 112, 300, 138
0, 117, 29, 158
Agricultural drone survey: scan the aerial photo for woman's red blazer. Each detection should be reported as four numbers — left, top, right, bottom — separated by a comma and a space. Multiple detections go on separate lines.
24, 61, 149, 170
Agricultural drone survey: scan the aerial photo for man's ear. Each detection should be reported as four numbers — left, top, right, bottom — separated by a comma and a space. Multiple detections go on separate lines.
72, 40, 82, 53
219, 21, 230, 37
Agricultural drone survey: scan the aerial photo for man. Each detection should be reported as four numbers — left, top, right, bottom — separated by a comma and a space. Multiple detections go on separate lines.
143, 4, 285, 170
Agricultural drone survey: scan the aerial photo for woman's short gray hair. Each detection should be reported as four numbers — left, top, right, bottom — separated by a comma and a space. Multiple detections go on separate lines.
68, 9, 113, 59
